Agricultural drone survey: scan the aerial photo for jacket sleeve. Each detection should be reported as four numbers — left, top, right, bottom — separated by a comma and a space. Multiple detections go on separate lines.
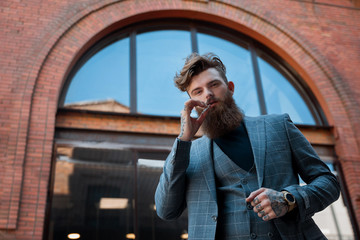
154, 138, 191, 220
282, 114, 340, 222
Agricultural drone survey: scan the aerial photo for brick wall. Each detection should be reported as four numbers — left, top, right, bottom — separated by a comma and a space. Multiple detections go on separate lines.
1, 0, 360, 238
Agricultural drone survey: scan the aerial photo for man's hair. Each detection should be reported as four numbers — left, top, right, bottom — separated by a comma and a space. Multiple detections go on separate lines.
174, 52, 228, 92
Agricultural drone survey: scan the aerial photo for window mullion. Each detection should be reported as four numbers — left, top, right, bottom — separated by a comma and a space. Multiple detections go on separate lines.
190, 26, 198, 53
250, 42, 267, 115
130, 30, 137, 113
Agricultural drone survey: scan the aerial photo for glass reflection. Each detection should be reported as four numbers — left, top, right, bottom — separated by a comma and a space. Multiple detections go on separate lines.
137, 30, 191, 116
300, 163, 354, 239
48, 147, 135, 240
64, 38, 130, 113
258, 57, 315, 125
137, 158, 188, 239
198, 33, 260, 116
48, 146, 189, 240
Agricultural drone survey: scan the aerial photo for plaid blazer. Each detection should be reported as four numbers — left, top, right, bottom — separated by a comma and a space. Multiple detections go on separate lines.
155, 114, 340, 240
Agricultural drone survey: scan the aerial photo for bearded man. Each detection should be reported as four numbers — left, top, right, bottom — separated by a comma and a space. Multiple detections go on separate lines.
155, 53, 340, 240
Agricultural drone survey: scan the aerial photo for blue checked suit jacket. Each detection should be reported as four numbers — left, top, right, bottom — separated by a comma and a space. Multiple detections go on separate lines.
155, 114, 340, 240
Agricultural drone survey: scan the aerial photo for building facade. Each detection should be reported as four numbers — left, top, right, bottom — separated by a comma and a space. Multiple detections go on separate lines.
1, 0, 360, 239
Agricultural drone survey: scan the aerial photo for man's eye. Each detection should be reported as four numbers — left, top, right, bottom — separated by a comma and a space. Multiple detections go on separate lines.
194, 90, 202, 95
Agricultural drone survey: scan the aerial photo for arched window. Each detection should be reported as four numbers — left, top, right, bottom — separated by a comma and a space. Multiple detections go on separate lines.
59, 20, 326, 126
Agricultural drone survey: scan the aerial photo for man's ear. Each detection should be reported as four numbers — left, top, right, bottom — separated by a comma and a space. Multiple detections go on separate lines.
228, 81, 235, 95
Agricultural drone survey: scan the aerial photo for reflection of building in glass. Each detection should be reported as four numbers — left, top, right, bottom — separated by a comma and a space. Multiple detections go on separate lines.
65, 99, 130, 113
50, 141, 188, 240
2, 1, 360, 239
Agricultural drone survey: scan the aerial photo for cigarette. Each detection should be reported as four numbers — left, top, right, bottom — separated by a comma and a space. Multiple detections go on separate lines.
202, 104, 211, 113
197, 104, 211, 120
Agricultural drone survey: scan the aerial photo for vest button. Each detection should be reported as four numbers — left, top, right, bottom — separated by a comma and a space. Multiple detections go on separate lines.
241, 179, 248, 185
246, 202, 253, 210
250, 232, 257, 238
211, 215, 217, 222
268, 232, 274, 237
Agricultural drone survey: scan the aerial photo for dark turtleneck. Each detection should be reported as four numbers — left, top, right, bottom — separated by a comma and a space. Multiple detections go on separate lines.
214, 121, 254, 171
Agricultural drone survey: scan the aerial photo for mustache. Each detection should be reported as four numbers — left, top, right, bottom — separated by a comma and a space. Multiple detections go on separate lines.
205, 97, 219, 105
196, 97, 219, 117
197, 97, 220, 111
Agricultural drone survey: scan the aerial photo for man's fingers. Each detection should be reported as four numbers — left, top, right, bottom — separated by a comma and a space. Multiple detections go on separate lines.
178, 99, 208, 141
182, 99, 210, 124
262, 213, 271, 221
249, 189, 288, 221
255, 203, 263, 212
184, 99, 206, 112
246, 188, 266, 203
258, 210, 266, 218
262, 211, 276, 221
196, 104, 211, 122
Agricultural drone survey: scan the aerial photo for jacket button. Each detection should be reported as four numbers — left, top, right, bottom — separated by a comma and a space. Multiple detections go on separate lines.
268, 232, 274, 237
250, 233, 257, 239
211, 215, 217, 222
241, 179, 248, 185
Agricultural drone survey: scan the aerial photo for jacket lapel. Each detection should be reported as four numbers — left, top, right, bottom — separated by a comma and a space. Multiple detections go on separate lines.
243, 116, 266, 188
194, 136, 218, 202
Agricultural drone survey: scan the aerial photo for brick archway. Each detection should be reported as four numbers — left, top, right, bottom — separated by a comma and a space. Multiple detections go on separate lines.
3, 0, 359, 238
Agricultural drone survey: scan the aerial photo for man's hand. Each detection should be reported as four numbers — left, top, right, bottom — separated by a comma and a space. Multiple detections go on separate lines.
178, 99, 211, 141
246, 188, 288, 221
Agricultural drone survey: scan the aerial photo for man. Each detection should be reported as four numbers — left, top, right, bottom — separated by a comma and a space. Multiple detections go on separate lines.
155, 53, 340, 239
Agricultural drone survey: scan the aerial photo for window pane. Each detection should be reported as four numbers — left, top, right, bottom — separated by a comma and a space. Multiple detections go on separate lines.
198, 33, 260, 116
64, 38, 130, 113
301, 163, 354, 239
258, 57, 316, 124
47, 147, 135, 240
137, 30, 191, 116
137, 158, 188, 239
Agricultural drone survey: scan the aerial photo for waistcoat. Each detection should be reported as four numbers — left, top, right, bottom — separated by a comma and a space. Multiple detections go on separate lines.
213, 141, 280, 240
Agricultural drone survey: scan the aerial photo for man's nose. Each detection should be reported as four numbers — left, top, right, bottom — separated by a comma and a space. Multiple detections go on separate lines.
205, 88, 214, 99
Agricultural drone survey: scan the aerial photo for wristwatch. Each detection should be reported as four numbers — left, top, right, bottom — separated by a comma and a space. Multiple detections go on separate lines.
281, 191, 296, 212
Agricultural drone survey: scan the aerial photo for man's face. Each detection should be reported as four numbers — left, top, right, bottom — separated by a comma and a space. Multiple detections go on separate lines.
187, 68, 234, 108
186, 68, 242, 139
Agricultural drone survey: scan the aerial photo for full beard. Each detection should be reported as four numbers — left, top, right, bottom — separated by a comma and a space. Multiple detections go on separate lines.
196, 91, 244, 139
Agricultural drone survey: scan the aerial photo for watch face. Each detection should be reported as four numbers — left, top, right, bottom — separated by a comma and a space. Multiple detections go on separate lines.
286, 193, 295, 203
